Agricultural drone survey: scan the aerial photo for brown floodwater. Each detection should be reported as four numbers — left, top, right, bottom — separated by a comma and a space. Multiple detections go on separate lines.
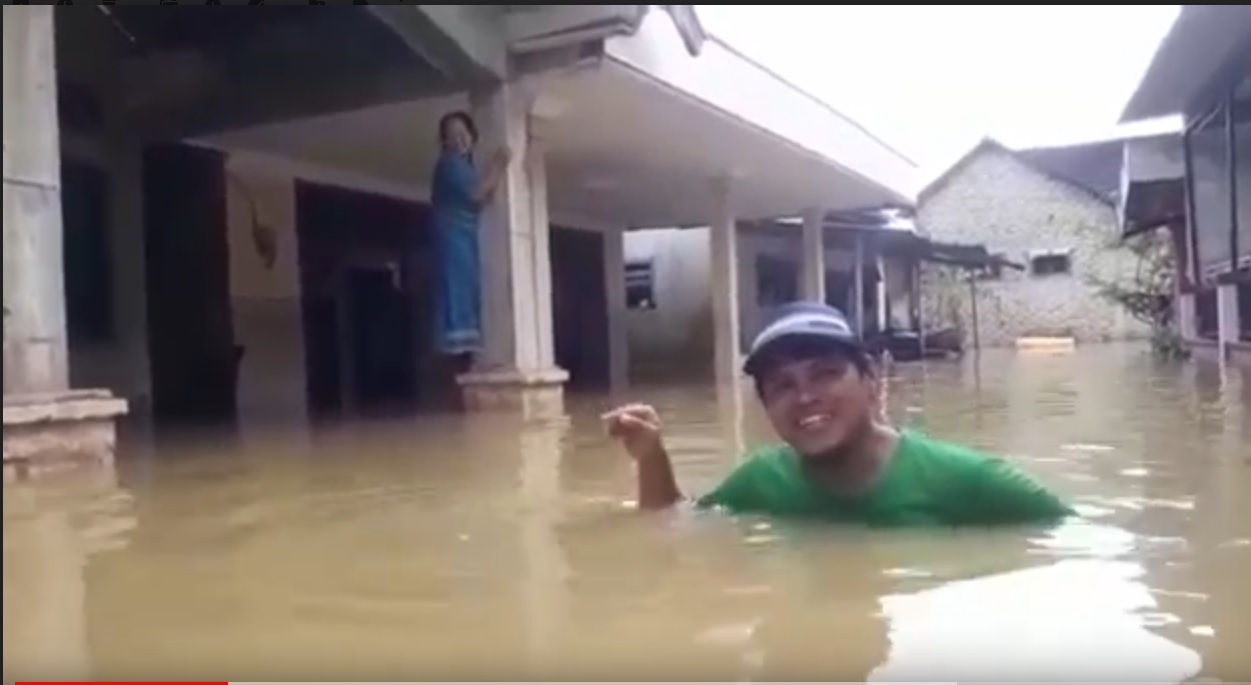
4, 345, 1250, 681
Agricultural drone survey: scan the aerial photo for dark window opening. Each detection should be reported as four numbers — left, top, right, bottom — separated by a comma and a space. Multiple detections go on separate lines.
1239, 281, 1250, 342
1196, 288, 1218, 339
1030, 252, 1072, 277
756, 254, 799, 306
625, 260, 656, 310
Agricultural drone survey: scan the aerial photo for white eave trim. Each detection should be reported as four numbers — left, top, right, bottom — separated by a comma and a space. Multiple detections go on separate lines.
506, 5, 648, 54
603, 13, 918, 204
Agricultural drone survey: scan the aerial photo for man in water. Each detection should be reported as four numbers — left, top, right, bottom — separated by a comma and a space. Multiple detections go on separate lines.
604, 301, 1074, 526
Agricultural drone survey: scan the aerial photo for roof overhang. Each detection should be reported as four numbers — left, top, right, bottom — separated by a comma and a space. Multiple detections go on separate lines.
604, 11, 917, 205
1120, 6, 1251, 123
1117, 134, 1186, 238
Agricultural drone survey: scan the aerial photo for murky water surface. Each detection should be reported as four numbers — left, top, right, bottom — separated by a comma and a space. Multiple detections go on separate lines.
5, 346, 1250, 681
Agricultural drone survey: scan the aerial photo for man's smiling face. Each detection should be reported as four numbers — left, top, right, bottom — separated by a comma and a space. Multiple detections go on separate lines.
754, 337, 879, 460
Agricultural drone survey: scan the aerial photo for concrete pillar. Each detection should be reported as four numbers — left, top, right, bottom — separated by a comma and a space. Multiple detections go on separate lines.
525, 115, 556, 371
3, 7, 68, 395
2, 7, 126, 480
800, 207, 826, 303
875, 253, 888, 333
459, 82, 567, 416
709, 179, 740, 388
1216, 283, 1240, 358
602, 227, 629, 392
1177, 291, 1197, 341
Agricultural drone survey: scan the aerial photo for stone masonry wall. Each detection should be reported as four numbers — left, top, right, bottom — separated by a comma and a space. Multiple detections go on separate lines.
918, 146, 1150, 347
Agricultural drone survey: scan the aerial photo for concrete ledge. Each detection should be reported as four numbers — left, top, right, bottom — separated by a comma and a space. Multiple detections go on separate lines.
3, 389, 128, 483
1185, 337, 1251, 369
457, 366, 569, 420
1231, 342, 1251, 369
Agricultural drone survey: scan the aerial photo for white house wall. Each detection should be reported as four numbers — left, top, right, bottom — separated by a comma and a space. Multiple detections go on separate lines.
623, 227, 713, 374
223, 153, 310, 437
623, 226, 869, 376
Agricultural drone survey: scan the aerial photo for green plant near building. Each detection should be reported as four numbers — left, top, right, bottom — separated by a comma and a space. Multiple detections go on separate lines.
1088, 231, 1188, 359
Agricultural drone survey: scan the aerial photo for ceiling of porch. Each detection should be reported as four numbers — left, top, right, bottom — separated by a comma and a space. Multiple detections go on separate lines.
65, 6, 456, 139
204, 60, 900, 229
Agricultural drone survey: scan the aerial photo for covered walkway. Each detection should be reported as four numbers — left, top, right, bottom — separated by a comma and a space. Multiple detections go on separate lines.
3, 5, 916, 475
202, 6, 915, 417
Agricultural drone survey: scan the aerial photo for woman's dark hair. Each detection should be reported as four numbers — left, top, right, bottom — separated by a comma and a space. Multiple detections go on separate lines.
438, 110, 479, 145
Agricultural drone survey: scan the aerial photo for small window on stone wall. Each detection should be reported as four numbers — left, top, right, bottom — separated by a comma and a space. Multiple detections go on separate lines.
625, 260, 657, 310
1029, 250, 1073, 277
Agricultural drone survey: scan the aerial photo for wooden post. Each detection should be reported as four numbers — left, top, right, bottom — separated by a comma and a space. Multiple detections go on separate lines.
913, 259, 927, 358
967, 272, 980, 352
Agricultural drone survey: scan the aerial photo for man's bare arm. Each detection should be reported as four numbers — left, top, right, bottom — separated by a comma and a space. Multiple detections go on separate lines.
634, 446, 683, 510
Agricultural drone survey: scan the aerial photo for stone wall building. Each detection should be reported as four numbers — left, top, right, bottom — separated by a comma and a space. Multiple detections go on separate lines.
917, 138, 1150, 348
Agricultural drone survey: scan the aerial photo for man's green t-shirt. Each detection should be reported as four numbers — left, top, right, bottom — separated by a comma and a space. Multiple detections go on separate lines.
695, 430, 1074, 527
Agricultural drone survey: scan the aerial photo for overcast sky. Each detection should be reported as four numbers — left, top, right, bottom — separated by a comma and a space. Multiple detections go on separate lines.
697, 5, 1182, 178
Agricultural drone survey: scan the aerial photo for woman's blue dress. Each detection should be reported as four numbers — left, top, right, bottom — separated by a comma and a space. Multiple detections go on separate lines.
431, 151, 483, 355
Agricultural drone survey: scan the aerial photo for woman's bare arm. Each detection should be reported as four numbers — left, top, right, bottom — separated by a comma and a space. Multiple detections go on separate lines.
471, 152, 509, 205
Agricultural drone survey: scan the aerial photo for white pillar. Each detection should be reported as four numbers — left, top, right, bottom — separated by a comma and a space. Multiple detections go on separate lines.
1216, 283, 1240, 358
3, 7, 68, 395
472, 82, 531, 371
461, 82, 567, 414
1177, 291, 1197, 341
801, 207, 826, 303
875, 253, 888, 333
602, 227, 629, 392
525, 115, 556, 370
709, 179, 740, 388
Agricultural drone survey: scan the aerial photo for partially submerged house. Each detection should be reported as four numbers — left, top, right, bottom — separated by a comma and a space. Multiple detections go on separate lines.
623, 205, 1013, 374
1, 6, 917, 474
1118, 5, 1251, 366
917, 138, 1151, 348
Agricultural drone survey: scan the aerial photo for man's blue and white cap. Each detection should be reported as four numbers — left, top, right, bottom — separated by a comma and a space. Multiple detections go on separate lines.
742, 301, 862, 377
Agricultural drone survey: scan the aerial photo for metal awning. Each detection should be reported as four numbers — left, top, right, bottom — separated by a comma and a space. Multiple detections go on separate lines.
881, 232, 1025, 271
755, 208, 1025, 271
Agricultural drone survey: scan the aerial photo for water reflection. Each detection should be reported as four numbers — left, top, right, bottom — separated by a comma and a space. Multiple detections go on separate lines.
3, 344, 1249, 681
2, 467, 135, 682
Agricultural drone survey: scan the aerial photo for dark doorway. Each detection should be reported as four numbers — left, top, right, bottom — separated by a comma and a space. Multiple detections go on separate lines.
61, 159, 114, 347
551, 226, 609, 390
295, 181, 432, 421
141, 143, 237, 430
825, 270, 854, 313
346, 266, 416, 415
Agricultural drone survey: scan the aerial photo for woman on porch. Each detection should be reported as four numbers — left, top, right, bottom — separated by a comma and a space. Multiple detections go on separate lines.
431, 111, 511, 369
